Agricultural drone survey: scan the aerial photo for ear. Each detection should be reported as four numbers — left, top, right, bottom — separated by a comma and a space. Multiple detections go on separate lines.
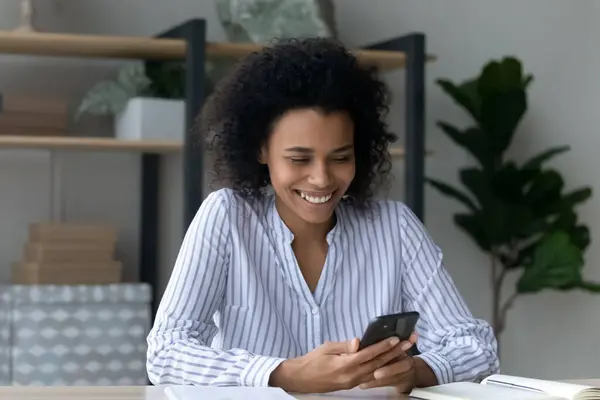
258, 145, 267, 164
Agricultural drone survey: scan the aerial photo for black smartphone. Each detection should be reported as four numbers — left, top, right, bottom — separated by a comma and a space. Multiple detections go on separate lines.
358, 311, 419, 351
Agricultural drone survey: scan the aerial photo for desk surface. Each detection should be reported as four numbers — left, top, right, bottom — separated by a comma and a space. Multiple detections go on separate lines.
0, 385, 408, 400
1, 381, 599, 400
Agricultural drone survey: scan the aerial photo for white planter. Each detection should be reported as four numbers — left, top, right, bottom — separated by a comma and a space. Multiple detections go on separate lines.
114, 97, 185, 141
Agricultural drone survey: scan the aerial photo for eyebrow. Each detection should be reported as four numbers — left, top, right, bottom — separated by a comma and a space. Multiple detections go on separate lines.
284, 144, 354, 154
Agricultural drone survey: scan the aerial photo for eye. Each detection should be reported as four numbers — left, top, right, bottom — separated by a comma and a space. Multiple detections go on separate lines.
332, 156, 352, 163
288, 157, 310, 164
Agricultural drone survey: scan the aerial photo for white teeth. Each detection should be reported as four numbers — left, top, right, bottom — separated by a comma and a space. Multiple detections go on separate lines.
299, 192, 333, 204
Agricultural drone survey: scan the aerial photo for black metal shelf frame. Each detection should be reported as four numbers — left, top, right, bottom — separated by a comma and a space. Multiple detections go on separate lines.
141, 19, 425, 318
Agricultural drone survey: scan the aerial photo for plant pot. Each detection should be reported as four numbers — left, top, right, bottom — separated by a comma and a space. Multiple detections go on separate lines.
114, 97, 185, 141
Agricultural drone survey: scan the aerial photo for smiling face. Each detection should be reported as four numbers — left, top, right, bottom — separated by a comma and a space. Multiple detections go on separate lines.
260, 107, 356, 231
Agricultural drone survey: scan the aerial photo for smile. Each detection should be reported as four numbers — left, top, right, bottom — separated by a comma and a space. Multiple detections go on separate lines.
296, 191, 334, 204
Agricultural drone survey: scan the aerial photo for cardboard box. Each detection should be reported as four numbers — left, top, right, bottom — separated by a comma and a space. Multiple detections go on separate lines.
23, 242, 114, 263
12, 222, 122, 285
28, 222, 118, 244
12, 261, 122, 285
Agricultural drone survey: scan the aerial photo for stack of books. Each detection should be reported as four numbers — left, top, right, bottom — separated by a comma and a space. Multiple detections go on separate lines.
0, 93, 69, 136
11, 222, 122, 285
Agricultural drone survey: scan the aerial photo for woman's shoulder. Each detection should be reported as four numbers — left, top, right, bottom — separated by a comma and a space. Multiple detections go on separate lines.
343, 197, 427, 240
347, 197, 410, 222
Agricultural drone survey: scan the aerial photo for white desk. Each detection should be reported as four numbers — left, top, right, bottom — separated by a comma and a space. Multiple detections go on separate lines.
1, 380, 599, 400
0, 385, 408, 400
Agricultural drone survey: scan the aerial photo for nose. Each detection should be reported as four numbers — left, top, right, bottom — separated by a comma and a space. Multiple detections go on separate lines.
307, 161, 333, 188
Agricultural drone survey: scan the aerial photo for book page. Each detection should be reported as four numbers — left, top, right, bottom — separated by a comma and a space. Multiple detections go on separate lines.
482, 374, 598, 400
164, 385, 296, 400
410, 382, 564, 400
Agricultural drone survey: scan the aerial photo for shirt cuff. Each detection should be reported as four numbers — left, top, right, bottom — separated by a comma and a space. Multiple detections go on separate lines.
415, 351, 455, 385
240, 355, 286, 387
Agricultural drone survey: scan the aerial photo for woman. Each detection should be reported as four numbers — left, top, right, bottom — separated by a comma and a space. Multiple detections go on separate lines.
146, 37, 499, 394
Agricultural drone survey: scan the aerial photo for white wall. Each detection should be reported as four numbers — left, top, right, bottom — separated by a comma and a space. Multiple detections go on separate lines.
1, 0, 598, 381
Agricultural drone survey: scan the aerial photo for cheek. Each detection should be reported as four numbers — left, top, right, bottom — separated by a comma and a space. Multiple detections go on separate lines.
267, 162, 301, 189
336, 163, 356, 185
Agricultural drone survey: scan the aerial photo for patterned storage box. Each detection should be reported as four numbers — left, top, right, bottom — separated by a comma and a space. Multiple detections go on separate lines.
0, 285, 10, 385
10, 283, 151, 386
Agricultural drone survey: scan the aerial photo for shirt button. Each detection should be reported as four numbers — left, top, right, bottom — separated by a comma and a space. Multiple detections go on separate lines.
311, 307, 319, 315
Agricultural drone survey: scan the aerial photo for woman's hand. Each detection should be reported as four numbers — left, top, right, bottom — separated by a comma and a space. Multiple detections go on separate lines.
269, 336, 405, 393
358, 332, 437, 393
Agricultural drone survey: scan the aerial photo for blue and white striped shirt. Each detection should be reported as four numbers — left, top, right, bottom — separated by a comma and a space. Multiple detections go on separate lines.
146, 188, 499, 387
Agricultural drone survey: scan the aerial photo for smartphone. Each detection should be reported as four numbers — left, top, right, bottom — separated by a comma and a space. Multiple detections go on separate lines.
358, 311, 419, 351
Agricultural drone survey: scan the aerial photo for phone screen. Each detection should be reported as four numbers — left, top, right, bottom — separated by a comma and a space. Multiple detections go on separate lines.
358, 311, 419, 350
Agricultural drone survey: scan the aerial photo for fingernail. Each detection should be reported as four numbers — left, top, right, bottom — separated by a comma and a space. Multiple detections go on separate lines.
359, 384, 367, 389
401, 341, 412, 351
374, 370, 385, 379
389, 337, 400, 346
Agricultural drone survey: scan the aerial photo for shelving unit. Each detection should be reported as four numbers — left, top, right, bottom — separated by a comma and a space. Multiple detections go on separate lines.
0, 31, 433, 70
0, 135, 408, 156
0, 135, 182, 153
0, 19, 432, 317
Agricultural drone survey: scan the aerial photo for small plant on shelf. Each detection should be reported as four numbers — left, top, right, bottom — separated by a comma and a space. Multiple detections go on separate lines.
427, 56, 600, 346
74, 59, 231, 121
74, 62, 185, 120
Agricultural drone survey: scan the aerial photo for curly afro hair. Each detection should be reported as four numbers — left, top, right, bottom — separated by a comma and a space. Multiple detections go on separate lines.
198, 37, 397, 206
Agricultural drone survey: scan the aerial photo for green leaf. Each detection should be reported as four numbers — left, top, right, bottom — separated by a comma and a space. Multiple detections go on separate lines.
145, 61, 186, 99
569, 225, 591, 251
524, 170, 564, 209
475, 57, 530, 156
459, 168, 490, 207
563, 187, 593, 206
426, 178, 478, 212
514, 240, 538, 269
458, 79, 481, 114
478, 57, 526, 96
492, 162, 536, 203
75, 63, 153, 120
522, 146, 570, 170
517, 231, 583, 294
117, 63, 152, 97
436, 79, 480, 121
454, 212, 491, 251
75, 81, 130, 120
551, 210, 577, 231
578, 282, 600, 292
437, 123, 492, 169
479, 90, 527, 156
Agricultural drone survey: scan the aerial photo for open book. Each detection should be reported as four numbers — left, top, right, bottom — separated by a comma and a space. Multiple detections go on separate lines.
410, 374, 600, 400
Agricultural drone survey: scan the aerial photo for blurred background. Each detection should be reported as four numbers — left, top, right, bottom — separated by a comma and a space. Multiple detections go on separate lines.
0, 0, 598, 387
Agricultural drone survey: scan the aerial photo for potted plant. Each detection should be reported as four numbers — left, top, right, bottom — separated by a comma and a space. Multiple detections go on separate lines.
427, 57, 600, 348
75, 62, 188, 142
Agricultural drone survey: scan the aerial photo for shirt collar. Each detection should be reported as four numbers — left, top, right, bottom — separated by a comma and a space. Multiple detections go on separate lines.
268, 194, 345, 244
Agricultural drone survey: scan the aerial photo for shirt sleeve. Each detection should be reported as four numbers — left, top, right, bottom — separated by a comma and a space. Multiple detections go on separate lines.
146, 190, 285, 387
399, 204, 500, 385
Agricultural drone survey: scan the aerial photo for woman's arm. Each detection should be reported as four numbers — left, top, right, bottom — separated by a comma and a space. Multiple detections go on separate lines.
400, 205, 500, 385
146, 190, 285, 387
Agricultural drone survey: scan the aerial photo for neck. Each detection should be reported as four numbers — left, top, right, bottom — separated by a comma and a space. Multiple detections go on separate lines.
275, 197, 335, 241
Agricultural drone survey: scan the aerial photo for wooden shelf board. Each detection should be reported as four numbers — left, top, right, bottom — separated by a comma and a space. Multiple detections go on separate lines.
0, 135, 182, 153
0, 31, 434, 71
0, 136, 411, 157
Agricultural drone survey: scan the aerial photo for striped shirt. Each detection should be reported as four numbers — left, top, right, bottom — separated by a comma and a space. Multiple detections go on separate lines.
146, 188, 499, 387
